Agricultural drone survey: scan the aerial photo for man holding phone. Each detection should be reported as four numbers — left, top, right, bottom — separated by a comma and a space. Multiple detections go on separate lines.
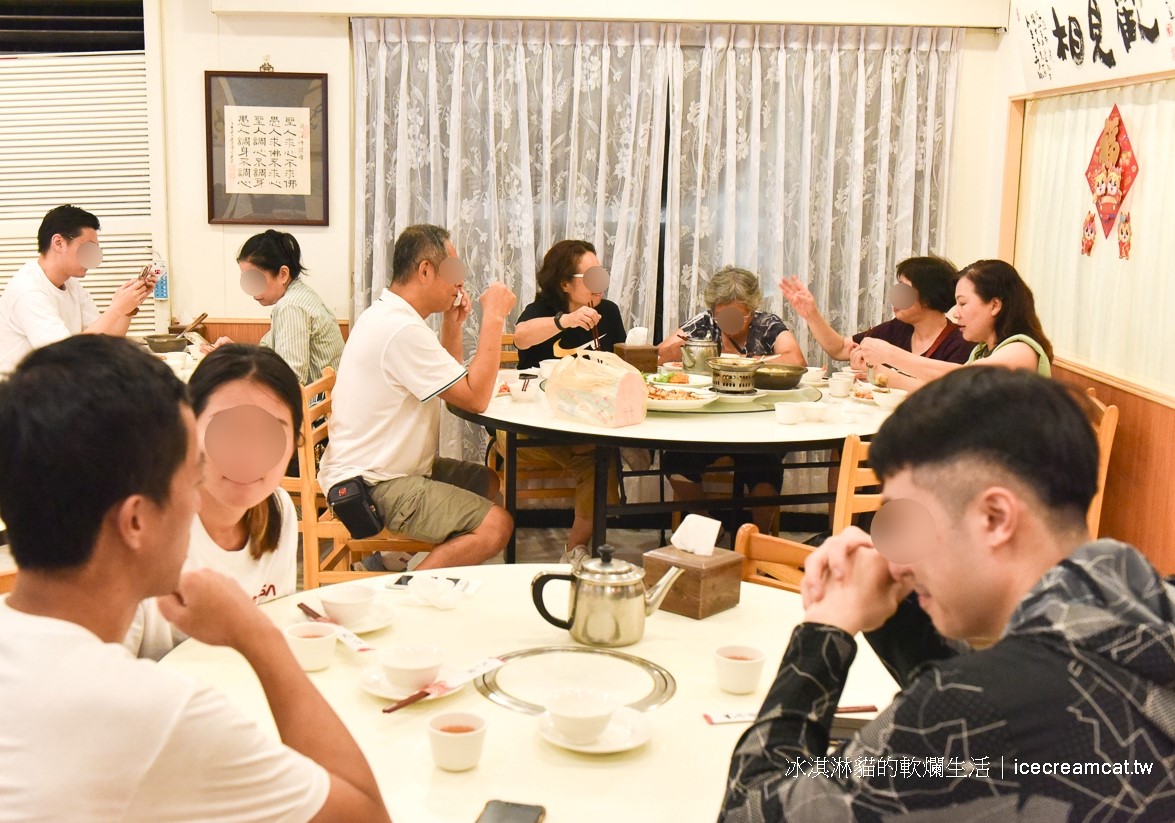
0, 204, 156, 374
319, 224, 516, 570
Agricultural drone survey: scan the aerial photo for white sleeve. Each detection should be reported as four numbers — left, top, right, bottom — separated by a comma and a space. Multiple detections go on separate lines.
383, 324, 467, 401
132, 686, 331, 823
12, 290, 73, 348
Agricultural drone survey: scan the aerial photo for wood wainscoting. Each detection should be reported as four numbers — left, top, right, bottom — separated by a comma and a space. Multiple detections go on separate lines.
1053, 360, 1175, 574
203, 318, 350, 346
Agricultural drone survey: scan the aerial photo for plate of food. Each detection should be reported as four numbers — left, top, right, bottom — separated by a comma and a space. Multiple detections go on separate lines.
647, 371, 713, 388
659, 361, 684, 372
850, 382, 876, 404
645, 384, 719, 411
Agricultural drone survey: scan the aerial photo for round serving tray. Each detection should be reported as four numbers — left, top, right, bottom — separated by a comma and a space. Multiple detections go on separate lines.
474, 645, 676, 715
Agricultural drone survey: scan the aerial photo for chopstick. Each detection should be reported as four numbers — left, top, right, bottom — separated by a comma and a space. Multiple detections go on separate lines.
382, 690, 431, 714
297, 602, 332, 621
835, 704, 878, 714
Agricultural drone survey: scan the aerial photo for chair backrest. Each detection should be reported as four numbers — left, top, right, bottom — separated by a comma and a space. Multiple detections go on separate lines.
1084, 387, 1120, 536
501, 333, 519, 367
830, 434, 881, 533
0, 568, 16, 595
297, 368, 339, 589
733, 523, 811, 593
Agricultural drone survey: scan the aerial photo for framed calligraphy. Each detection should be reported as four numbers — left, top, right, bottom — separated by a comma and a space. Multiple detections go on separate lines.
204, 71, 328, 226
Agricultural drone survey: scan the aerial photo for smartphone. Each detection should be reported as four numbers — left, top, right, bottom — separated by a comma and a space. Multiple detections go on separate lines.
386, 573, 481, 595
474, 800, 546, 823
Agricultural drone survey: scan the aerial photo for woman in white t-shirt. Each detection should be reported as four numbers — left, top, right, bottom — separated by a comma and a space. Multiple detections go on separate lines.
125, 345, 303, 658
186, 344, 303, 603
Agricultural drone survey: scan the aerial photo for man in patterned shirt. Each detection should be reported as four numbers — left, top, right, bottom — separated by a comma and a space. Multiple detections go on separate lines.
721, 368, 1175, 821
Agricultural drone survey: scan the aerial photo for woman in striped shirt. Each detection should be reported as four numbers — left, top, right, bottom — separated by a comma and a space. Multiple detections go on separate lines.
206, 230, 344, 385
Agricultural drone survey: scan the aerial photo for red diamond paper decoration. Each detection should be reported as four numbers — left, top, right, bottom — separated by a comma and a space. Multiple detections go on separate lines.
1085, 104, 1139, 238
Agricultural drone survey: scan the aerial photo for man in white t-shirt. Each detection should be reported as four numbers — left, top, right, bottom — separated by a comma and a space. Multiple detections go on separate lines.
0, 204, 155, 374
320, 224, 516, 569
0, 335, 390, 823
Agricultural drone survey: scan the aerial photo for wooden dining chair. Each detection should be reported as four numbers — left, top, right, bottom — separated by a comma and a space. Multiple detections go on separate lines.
0, 568, 16, 596
296, 368, 434, 589
501, 333, 520, 367
734, 434, 879, 591
1084, 387, 1120, 537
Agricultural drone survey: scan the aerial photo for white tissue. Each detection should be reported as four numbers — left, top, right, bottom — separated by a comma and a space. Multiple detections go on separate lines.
626, 327, 650, 346
669, 513, 721, 556
407, 575, 461, 609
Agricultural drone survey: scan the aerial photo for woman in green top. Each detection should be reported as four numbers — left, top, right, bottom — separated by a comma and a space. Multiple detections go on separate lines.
859, 259, 1052, 390
204, 231, 344, 385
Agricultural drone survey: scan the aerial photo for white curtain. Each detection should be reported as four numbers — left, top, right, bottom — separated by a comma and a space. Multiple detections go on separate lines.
665, 25, 962, 365
1016, 78, 1175, 393
353, 18, 670, 459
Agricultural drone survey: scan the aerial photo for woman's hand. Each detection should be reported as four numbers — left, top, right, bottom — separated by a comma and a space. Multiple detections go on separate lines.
562, 305, 600, 330
858, 336, 902, 368
200, 336, 233, 355
848, 344, 869, 375
779, 275, 818, 321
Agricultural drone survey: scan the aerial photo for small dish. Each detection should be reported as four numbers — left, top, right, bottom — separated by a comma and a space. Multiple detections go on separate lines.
646, 387, 718, 411
303, 601, 394, 634
646, 373, 713, 389
659, 361, 683, 372
360, 664, 467, 702
711, 389, 766, 404
538, 706, 651, 754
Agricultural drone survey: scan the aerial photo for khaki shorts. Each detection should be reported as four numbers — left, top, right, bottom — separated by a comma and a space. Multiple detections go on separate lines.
369, 458, 495, 545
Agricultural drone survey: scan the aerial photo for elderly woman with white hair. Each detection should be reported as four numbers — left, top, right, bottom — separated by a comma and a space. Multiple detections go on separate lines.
658, 266, 805, 535
659, 266, 806, 364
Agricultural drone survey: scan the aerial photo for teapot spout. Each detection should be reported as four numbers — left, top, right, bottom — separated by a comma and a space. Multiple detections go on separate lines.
644, 566, 684, 616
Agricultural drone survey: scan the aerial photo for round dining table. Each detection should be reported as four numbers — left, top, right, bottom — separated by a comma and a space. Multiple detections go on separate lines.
449, 376, 894, 558
160, 564, 899, 823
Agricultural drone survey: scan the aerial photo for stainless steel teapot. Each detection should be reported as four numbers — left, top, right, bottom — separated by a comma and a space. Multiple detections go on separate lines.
681, 338, 719, 375
531, 547, 684, 647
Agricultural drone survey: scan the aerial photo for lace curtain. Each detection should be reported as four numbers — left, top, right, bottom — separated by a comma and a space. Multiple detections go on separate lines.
665, 25, 962, 365
352, 18, 669, 458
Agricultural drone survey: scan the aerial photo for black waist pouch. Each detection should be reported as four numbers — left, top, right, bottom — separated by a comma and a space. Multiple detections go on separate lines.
327, 477, 384, 539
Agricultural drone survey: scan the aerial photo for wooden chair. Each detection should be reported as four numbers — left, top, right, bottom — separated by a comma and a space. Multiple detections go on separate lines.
501, 333, 519, 367
296, 368, 434, 589
734, 434, 879, 591
1084, 387, 1120, 536
0, 569, 16, 596
485, 437, 583, 512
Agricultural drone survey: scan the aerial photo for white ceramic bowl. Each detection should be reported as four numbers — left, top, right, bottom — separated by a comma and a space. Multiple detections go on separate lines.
797, 401, 829, 422
539, 359, 562, 379
316, 586, 376, 626
380, 644, 445, 692
872, 388, 908, 410
774, 403, 802, 425
508, 380, 542, 402
545, 687, 618, 744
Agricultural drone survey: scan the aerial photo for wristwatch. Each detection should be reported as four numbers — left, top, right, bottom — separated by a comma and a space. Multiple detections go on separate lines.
553, 311, 565, 330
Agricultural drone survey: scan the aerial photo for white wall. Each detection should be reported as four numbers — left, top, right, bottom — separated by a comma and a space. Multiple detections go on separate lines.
154, 1, 1016, 323
155, 2, 352, 323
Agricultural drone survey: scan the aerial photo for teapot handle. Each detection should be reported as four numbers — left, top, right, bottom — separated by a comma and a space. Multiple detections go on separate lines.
531, 572, 573, 630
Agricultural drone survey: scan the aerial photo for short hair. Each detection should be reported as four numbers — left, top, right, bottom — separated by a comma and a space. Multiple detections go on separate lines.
896, 255, 957, 313
188, 345, 303, 560
704, 266, 763, 313
536, 239, 597, 310
237, 230, 307, 280
391, 224, 450, 285
869, 368, 1098, 522
0, 336, 189, 571
961, 260, 1054, 363
37, 205, 100, 254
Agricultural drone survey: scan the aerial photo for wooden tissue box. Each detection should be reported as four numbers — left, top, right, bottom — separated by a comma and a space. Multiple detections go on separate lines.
643, 546, 742, 620
614, 343, 659, 375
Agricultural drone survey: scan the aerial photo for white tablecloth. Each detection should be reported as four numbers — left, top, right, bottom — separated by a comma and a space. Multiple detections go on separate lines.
160, 564, 899, 823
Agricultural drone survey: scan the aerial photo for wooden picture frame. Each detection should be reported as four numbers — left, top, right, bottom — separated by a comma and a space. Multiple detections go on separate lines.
204, 71, 328, 226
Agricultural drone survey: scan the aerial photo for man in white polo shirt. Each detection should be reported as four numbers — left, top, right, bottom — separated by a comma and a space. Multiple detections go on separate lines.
0, 335, 390, 822
319, 224, 515, 569
0, 204, 155, 374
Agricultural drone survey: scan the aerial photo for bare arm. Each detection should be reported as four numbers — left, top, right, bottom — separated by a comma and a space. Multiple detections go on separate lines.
859, 337, 963, 382
158, 570, 390, 822
513, 305, 600, 350
768, 330, 806, 367
439, 283, 517, 414
657, 326, 688, 364
85, 277, 154, 337
779, 276, 855, 360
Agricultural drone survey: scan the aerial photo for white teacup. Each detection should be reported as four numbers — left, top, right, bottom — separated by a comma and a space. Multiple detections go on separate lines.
428, 712, 487, 772
316, 586, 375, 626
545, 687, 618, 744
380, 644, 444, 693
774, 403, 802, 425
283, 622, 338, 672
162, 352, 189, 371
508, 380, 541, 402
714, 645, 765, 694
828, 377, 852, 398
539, 358, 562, 379
800, 366, 825, 383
